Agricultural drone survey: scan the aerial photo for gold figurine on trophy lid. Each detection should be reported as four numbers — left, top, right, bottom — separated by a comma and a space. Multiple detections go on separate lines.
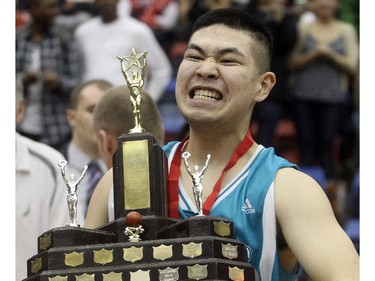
117, 48, 148, 134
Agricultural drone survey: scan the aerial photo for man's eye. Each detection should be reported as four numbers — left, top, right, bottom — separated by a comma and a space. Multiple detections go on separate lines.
221, 59, 238, 65
185, 54, 202, 61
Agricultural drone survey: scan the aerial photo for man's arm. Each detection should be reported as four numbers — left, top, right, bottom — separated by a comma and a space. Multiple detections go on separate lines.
84, 169, 113, 229
275, 168, 359, 281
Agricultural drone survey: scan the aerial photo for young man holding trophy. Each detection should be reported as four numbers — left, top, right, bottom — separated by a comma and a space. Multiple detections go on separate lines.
85, 7, 359, 281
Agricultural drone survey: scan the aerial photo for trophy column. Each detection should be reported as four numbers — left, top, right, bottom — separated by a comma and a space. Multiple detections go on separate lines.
113, 48, 168, 219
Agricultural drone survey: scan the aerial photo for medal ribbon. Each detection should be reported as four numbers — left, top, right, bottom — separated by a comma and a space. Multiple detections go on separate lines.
168, 130, 254, 218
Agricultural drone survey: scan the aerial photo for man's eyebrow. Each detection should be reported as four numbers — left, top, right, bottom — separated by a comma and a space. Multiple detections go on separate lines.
186, 43, 245, 58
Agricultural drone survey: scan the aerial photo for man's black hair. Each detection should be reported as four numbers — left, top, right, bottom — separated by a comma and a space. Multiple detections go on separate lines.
191, 7, 273, 72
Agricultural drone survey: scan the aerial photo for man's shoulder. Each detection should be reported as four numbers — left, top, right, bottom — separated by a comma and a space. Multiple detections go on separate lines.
17, 134, 65, 163
74, 17, 101, 35
118, 16, 153, 33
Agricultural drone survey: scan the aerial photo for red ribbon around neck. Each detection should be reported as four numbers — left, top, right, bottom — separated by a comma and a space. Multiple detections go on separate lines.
168, 130, 254, 218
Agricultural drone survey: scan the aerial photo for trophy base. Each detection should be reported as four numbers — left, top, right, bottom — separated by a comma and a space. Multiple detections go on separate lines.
26, 234, 254, 281
37, 226, 116, 253
158, 216, 234, 239
97, 215, 179, 242
25, 215, 255, 281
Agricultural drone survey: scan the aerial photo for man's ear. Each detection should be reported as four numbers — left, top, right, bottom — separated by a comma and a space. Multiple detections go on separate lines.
66, 108, 76, 127
98, 130, 118, 169
16, 100, 26, 124
254, 71, 276, 103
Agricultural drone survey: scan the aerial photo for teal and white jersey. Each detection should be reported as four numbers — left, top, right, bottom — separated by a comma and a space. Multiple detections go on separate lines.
163, 142, 299, 281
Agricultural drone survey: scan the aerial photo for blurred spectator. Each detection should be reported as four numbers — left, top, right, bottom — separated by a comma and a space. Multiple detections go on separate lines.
246, 0, 298, 149
93, 85, 165, 169
84, 85, 165, 227
127, 0, 179, 54
74, 0, 172, 102
62, 79, 113, 224
16, 0, 81, 153
56, 0, 97, 34
289, 0, 359, 180
16, 77, 69, 281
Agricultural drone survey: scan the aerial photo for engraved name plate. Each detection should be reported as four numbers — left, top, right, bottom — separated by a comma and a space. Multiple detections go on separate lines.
130, 269, 150, 281
153, 244, 173, 261
187, 264, 208, 280
182, 242, 202, 258
75, 273, 95, 281
31, 257, 42, 274
48, 276, 68, 281
221, 243, 238, 260
94, 248, 113, 265
123, 246, 144, 262
159, 267, 179, 281
214, 220, 231, 236
65, 251, 84, 267
123, 140, 150, 209
228, 266, 244, 281
39, 233, 51, 251
103, 272, 122, 281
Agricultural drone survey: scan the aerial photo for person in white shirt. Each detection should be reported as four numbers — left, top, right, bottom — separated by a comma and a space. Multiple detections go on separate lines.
74, 0, 172, 102
16, 78, 69, 281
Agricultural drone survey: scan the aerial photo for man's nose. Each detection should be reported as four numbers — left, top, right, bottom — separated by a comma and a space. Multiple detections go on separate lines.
195, 58, 219, 79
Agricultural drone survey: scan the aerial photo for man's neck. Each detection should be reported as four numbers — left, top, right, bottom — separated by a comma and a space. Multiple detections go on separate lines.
101, 14, 118, 24
184, 128, 251, 167
73, 138, 99, 160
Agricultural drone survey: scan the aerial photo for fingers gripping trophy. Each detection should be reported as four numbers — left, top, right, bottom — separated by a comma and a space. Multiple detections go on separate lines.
117, 48, 148, 133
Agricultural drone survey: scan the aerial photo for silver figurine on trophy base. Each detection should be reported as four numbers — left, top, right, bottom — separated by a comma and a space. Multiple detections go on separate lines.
58, 160, 88, 227
182, 152, 211, 216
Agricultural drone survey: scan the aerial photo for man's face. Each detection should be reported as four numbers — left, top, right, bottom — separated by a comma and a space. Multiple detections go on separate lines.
175, 24, 265, 132
68, 84, 107, 154
30, 0, 59, 27
94, 0, 118, 18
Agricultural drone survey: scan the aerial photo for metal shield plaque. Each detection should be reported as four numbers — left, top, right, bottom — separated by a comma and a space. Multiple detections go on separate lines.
75, 273, 95, 281
39, 233, 51, 251
93, 248, 113, 265
103, 272, 122, 281
48, 276, 68, 281
182, 242, 202, 258
123, 246, 144, 262
228, 266, 244, 281
130, 269, 150, 281
159, 267, 179, 281
31, 257, 42, 274
213, 220, 231, 236
64, 251, 84, 267
187, 264, 208, 280
123, 140, 151, 209
221, 243, 238, 260
153, 244, 173, 261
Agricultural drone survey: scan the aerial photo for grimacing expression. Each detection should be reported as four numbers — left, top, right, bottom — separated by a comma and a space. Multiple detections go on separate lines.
175, 24, 270, 131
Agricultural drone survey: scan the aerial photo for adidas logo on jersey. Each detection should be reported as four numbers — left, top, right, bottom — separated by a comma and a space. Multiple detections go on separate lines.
241, 198, 255, 214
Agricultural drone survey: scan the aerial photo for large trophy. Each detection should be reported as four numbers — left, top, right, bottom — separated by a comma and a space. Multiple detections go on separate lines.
23, 48, 256, 281
113, 48, 168, 219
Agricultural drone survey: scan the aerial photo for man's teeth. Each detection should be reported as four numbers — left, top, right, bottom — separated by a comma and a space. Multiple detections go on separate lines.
193, 89, 221, 101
